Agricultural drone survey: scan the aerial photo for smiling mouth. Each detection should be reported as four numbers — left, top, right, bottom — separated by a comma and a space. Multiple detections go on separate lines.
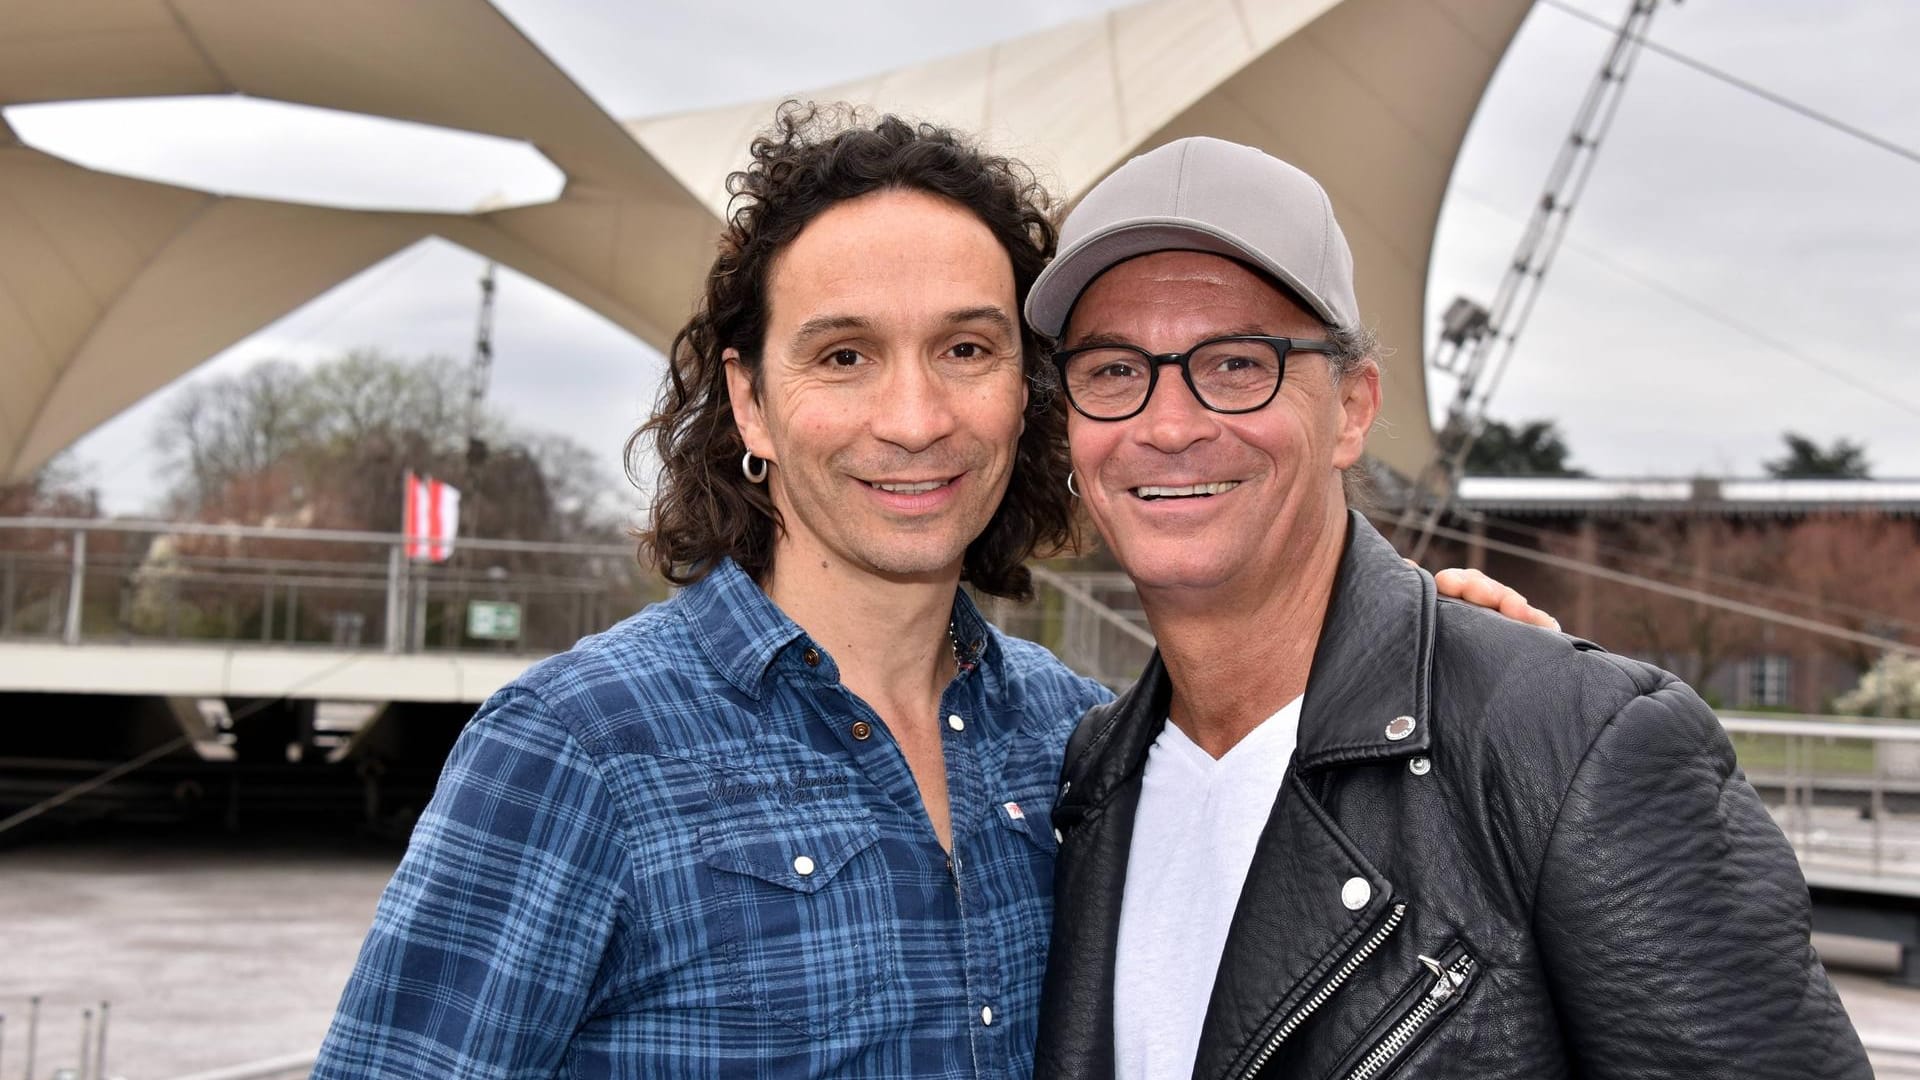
865, 478, 955, 494
1132, 482, 1240, 501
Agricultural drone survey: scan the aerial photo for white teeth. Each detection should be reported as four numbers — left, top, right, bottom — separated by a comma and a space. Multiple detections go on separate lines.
873, 480, 946, 494
1134, 482, 1239, 499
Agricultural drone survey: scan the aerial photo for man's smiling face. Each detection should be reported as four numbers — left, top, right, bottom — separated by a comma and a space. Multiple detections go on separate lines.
1061, 250, 1377, 601
727, 187, 1029, 587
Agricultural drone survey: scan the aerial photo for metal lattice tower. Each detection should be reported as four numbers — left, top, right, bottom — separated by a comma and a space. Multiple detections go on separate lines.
1395, 0, 1668, 560
465, 261, 498, 469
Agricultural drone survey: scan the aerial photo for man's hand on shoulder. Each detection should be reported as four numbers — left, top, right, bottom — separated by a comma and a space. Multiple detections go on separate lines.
1429, 565, 1561, 631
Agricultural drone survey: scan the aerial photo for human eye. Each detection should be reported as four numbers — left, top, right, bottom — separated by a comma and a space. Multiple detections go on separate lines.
946, 340, 993, 362
1065, 349, 1146, 392
1195, 341, 1277, 377
822, 347, 866, 369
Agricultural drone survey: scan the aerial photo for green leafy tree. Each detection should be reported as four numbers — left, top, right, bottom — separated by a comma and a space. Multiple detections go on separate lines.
1456, 418, 1587, 477
1763, 432, 1870, 479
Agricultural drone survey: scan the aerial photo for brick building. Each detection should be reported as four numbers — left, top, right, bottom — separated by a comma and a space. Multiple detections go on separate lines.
1405, 477, 1920, 714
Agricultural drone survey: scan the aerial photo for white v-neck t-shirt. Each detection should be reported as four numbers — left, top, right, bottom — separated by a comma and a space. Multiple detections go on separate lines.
1112, 696, 1304, 1080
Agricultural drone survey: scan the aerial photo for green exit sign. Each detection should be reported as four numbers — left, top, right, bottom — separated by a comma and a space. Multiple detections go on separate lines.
467, 600, 523, 641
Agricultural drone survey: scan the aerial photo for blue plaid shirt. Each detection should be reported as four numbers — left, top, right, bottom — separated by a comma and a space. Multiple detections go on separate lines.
314, 559, 1110, 1078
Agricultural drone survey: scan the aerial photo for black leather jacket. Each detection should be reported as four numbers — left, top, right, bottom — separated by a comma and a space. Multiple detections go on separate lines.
1035, 513, 1869, 1080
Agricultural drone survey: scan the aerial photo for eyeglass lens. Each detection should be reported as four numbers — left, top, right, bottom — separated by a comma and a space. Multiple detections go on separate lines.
1061, 338, 1283, 418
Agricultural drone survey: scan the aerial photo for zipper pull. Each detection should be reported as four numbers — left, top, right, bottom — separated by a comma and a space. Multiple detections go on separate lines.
1417, 955, 1463, 1003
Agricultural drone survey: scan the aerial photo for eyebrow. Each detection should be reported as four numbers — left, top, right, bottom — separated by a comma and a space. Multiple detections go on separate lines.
1065, 323, 1272, 349
789, 306, 1018, 351
790, 314, 873, 352
945, 305, 1018, 337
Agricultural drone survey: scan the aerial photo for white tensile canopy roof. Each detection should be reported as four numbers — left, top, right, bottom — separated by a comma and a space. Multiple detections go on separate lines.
0, 0, 1532, 485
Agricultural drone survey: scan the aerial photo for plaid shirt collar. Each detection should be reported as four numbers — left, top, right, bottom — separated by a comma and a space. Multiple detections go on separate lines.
681, 557, 1002, 703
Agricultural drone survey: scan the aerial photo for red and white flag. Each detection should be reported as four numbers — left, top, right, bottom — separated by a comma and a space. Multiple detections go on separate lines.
404, 472, 461, 562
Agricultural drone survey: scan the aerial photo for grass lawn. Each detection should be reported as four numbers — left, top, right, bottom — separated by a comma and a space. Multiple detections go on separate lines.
1730, 732, 1879, 776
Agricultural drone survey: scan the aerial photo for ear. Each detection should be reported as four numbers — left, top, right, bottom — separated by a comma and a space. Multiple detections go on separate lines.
1331, 359, 1381, 470
724, 350, 772, 461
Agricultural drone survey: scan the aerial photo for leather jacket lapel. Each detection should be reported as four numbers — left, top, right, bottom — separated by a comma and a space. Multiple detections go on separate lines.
1191, 777, 1394, 1080
1294, 512, 1436, 770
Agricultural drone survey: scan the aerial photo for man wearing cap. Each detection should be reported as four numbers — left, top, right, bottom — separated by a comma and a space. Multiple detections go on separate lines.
1028, 137, 1868, 1080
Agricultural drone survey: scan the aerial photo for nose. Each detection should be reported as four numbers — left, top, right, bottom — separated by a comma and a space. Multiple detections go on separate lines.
870, 358, 959, 451
1131, 363, 1220, 453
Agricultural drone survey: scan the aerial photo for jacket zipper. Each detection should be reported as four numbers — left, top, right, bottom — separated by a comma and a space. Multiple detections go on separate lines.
1237, 902, 1407, 1080
1343, 953, 1478, 1080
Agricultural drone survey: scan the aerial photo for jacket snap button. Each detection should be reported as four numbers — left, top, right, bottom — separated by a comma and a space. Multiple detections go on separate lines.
1409, 756, 1431, 776
1054, 828, 1064, 845
851, 721, 872, 741
947, 714, 966, 732
1385, 715, 1416, 741
1341, 876, 1371, 910
793, 855, 816, 877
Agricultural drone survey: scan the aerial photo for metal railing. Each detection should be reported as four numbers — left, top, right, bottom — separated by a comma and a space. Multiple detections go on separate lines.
976, 567, 1156, 691
1722, 713, 1920, 889
0, 516, 662, 656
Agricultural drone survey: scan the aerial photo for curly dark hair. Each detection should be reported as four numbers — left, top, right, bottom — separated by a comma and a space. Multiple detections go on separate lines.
630, 102, 1073, 601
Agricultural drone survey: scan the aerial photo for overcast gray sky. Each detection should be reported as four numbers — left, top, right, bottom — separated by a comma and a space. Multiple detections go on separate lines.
25, 0, 1920, 515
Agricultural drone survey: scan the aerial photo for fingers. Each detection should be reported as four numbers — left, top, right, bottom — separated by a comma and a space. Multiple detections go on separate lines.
1432, 567, 1562, 632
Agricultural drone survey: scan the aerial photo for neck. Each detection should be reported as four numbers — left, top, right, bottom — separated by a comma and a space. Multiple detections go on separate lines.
760, 540, 960, 708
1143, 506, 1348, 759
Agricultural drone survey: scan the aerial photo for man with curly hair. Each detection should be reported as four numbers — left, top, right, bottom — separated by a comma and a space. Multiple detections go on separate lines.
314, 106, 1539, 1077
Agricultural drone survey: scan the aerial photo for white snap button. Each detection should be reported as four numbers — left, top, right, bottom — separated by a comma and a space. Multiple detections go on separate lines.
1385, 715, 1416, 741
1409, 756, 1431, 776
1059, 780, 1071, 797
1053, 828, 1064, 844
793, 855, 816, 877
981, 1005, 994, 1026
1341, 876, 1371, 911
947, 714, 966, 732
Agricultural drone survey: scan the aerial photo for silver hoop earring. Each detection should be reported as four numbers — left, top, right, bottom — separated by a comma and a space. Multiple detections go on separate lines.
741, 451, 769, 484
1066, 470, 1080, 499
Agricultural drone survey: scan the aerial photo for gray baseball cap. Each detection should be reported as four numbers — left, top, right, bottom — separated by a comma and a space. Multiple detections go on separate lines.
1026, 136, 1359, 338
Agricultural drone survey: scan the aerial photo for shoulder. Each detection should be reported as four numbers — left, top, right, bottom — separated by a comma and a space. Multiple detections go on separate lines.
1429, 598, 1729, 826
984, 626, 1113, 741
479, 595, 733, 757
1431, 597, 1683, 741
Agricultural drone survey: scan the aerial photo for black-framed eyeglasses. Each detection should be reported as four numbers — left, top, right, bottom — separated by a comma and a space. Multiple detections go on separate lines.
1050, 335, 1337, 422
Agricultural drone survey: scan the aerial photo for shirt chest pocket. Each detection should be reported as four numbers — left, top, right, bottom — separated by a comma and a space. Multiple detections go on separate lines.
697, 810, 898, 1038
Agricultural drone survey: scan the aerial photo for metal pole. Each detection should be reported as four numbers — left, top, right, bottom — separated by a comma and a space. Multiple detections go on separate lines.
385, 545, 404, 654
410, 565, 428, 653
78, 1007, 92, 1080
64, 528, 86, 644
24, 994, 37, 1080
2, 551, 15, 636
1872, 738, 1887, 876
94, 1001, 108, 1080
